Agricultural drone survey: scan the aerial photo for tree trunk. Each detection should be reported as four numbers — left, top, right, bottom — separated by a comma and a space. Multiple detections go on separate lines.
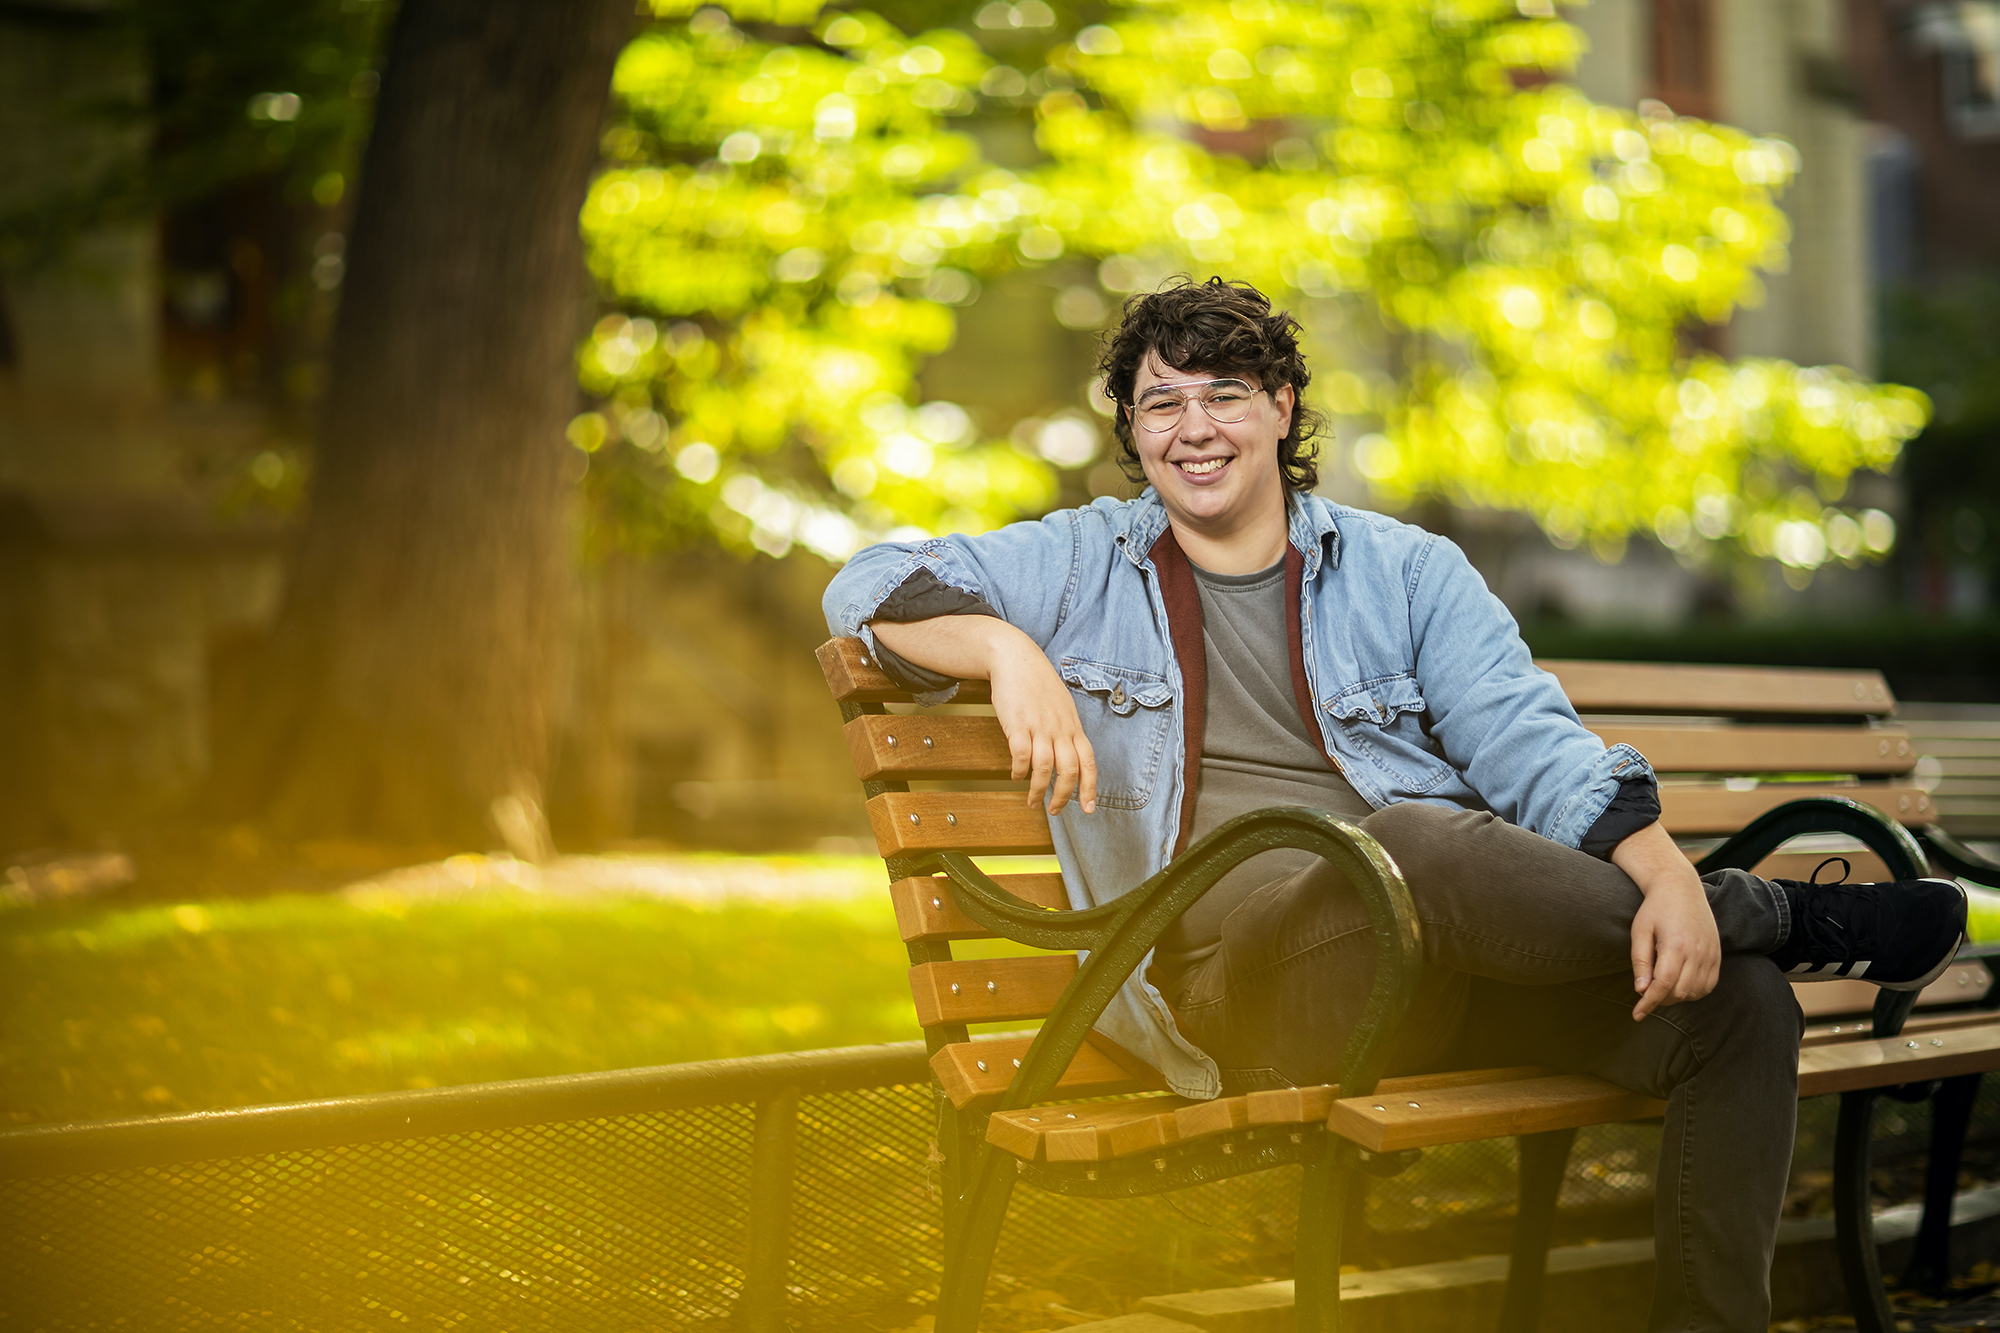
216, 0, 631, 846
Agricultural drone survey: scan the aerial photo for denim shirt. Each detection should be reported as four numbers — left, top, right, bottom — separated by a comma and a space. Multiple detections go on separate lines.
822, 490, 1652, 1099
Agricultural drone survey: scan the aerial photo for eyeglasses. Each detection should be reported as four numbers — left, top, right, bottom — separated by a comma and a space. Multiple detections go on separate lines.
1128, 378, 1266, 434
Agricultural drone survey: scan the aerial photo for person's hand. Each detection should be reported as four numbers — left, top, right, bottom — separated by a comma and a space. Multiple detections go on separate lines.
986, 633, 1097, 815
1612, 821, 1721, 1020
1628, 878, 1721, 1019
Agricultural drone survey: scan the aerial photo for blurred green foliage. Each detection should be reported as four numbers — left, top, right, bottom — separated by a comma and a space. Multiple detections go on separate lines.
576, 1, 1061, 555
6, 0, 1932, 579
1, 881, 915, 1125
0, 0, 387, 266
577, 0, 1928, 580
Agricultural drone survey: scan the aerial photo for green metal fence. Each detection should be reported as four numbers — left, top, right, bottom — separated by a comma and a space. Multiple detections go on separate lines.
0, 1041, 1302, 1331
4, 1041, 1995, 1331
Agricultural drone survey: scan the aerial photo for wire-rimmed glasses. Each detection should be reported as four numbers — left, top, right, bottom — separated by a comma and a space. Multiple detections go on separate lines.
1129, 378, 1266, 434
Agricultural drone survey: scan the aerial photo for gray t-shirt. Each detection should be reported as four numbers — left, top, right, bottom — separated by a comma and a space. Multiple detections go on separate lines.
1153, 559, 1372, 974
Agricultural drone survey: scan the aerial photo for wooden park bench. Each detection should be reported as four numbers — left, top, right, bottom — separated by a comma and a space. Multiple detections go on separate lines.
817, 638, 2000, 1333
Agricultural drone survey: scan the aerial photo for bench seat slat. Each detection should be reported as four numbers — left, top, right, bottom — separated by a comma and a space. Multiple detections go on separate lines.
1187, 1067, 1550, 1141
984, 1015, 2000, 1160
890, 873, 1069, 942
1328, 1074, 1670, 1153
992, 1067, 1557, 1162
868, 791, 1055, 856
1172, 1091, 1255, 1140
1659, 783, 1936, 833
1592, 724, 1916, 775
1804, 1008, 2000, 1048
1796, 1018, 2000, 1097
986, 1095, 1186, 1160
980, 1000, 2000, 1161
1538, 660, 1894, 716
910, 956, 1077, 1026
1322, 1020, 2000, 1153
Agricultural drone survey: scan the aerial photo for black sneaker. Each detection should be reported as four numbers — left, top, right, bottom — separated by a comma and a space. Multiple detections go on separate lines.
1768, 858, 1968, 990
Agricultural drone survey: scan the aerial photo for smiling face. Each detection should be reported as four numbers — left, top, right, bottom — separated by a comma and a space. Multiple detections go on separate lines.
1128, 351, 1295, 569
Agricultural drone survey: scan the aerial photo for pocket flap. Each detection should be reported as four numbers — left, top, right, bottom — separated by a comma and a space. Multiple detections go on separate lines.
1060, 659, 1174, 715
1327, 672, 1426, 725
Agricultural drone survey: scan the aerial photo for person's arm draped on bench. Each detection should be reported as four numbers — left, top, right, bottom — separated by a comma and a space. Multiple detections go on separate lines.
872, 612, 1101, 817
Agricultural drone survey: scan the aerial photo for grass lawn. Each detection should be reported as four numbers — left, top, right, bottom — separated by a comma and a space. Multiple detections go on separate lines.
10, 853, 1999, 1131
1, 861, 931, 1127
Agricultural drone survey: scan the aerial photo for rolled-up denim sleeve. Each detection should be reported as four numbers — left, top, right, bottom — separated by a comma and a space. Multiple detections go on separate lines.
866, 569, 1000, 697
1406, 535, 1657, 848
821, 511, 1080, 703
1578, 775, 1663, 859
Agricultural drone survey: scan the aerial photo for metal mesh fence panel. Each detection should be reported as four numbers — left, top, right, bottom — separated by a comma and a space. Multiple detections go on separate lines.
997, 1164, 1301, 1309
9, 1065, 2000, 1330
2, 1108, 758, 1332
787, 1082, 939, 1327
784, 1082, 1302, 1327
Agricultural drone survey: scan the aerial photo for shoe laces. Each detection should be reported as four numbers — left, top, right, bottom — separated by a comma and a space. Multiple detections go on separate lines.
1793, 858, 1882, 961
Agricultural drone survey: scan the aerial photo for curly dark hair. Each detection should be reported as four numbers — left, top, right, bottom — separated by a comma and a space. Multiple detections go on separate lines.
1096, 276, 1323, 491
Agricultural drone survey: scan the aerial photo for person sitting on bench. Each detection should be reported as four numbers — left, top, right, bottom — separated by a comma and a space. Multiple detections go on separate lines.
820, 275, 1968, 1333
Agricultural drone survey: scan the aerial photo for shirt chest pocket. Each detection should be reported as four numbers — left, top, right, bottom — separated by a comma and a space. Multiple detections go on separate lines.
1060, 658, 1174, 811
1326, 672, 1456, 794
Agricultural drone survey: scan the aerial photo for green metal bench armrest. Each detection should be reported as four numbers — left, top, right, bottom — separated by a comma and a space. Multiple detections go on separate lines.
1919, 826, 2000, 891
1696, 796, 1929, 1038
935, 806, 1421, 1109
1693, 795, 1927, 882
931, 853, 1124, 948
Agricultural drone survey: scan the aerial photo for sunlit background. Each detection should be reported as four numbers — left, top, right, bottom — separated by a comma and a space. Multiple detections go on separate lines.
2, 0, 1998, 1114
2, 3, 2000, 1328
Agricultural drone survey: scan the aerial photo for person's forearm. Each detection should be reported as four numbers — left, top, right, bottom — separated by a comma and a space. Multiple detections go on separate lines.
1610, 819, 1702, 898
1613, 817, 1720, 1017
870, 615, 1035, 681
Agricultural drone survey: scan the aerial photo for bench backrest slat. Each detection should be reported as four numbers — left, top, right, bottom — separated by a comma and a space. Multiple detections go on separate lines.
891, 872, 1068, 942
846, 715, 1014, 782
818, 637, 991, 704
1541, 659, 1895, 716
1659, 783, 1935, 833
868, 791, 1055, 857
861, 779, 1937, 858
1591, 724, 1915, 775
851, 714, 1919, 783
933, 1032, 1162, 1108
820, 639, 1899, 718
910, 956, 1078, 1026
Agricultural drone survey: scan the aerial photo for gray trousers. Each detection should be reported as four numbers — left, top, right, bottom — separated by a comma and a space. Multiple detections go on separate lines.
1163, 802, 1805, 1333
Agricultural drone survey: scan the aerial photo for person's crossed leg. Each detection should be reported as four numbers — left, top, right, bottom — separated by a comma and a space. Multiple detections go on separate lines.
1165, 800, 1958, 1332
